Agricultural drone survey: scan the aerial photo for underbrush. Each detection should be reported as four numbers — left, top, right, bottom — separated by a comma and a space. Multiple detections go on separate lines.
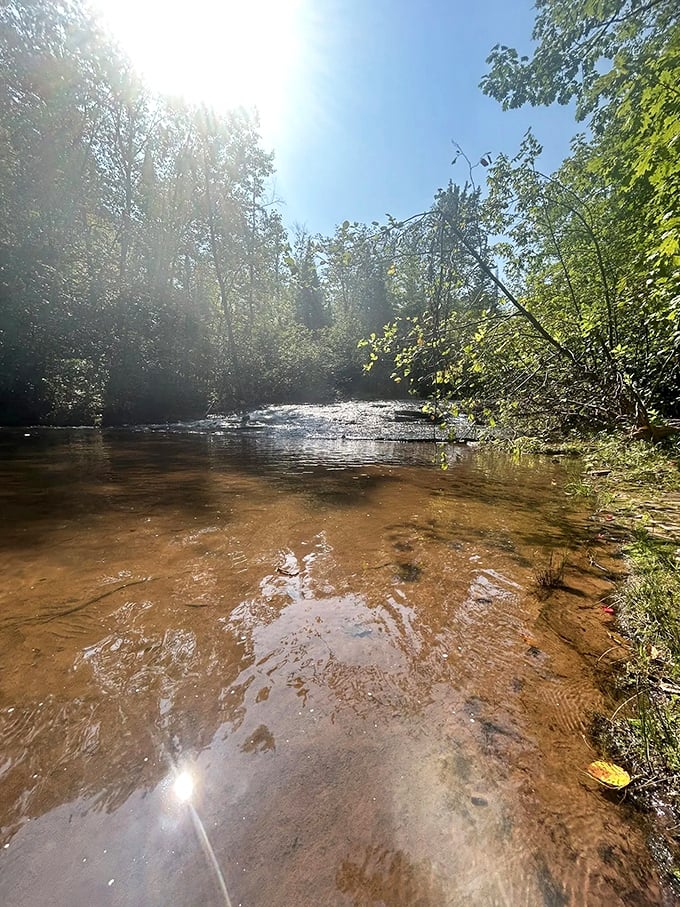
581, 437, 680, 881
605, 533, 680, 791
581, 434, 680, 494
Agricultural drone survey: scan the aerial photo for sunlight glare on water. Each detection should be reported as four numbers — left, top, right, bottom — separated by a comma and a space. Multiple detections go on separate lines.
174, 770, 194, 802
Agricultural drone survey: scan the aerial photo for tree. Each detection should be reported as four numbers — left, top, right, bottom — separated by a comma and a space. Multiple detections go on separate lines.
0, 0, 114, 422
360, 183, 502, 410
476, 0, 680, 430
1, 0, 303, 423
481, 0, 679, 121
289, 227, 327, 330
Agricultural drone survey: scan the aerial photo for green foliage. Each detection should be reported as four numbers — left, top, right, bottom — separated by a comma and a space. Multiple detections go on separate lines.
361, 98, 679, 433
0, 0, 400, 424
359, 183, 497, 404
471, 0, 680, 432
481, 0, 679, 121
584, 443, 680, 843
610, 531, 680, 786
3, 0, 677, 429
582, 436, 680, 491
43, 358, 106, 426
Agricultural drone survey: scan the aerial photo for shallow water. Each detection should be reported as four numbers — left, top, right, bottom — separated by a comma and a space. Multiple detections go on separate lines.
0, 405, 672, 905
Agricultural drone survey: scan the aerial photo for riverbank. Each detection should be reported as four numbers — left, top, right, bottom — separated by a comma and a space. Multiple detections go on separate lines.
573, 437, 680, 884
500, 433, 680, 889
494, 430, 680, 884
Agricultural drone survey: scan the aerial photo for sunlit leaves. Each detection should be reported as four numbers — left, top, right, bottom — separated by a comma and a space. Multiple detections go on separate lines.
357, 184, 499, 401
478, 0, 680, 427
586, 760, 632, 789
481, 0, 678, 120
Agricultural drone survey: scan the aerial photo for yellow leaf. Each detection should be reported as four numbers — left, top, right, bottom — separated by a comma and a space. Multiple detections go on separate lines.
586, 761, 631, 789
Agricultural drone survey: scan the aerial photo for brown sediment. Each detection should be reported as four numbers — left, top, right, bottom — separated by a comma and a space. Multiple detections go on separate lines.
0, 429, 674, 906
1, 577, 156, 630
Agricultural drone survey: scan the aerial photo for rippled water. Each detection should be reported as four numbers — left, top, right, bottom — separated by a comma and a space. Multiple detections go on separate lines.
0, 404, 672, 905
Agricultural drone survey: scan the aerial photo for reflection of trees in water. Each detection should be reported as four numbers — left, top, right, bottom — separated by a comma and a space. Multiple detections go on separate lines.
0, 435, 228, 551
241, 724, 276, 754
336, 846, 447, 907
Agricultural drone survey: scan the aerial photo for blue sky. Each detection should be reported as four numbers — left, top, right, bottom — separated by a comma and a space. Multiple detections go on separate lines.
93, 0, 580, 238
271, 0, 579, 235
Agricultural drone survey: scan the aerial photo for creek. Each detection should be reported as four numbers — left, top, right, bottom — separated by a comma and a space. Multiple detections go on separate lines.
0, 402, 672, 905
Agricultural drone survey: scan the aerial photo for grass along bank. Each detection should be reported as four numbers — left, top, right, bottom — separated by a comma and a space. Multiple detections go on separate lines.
571, 436, 680, 881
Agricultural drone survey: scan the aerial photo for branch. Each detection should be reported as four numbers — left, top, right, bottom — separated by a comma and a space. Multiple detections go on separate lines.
440, 211, 580, 366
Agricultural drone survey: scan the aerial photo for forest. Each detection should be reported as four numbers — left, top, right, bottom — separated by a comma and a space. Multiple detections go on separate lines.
1, 0, 678, 432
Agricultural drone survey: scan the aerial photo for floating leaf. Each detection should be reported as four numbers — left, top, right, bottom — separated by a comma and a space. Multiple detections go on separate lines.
586, 760, 631, 789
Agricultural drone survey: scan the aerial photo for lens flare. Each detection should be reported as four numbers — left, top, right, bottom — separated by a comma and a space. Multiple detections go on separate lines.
89, 0, 304, 139
174, 770, 194, 802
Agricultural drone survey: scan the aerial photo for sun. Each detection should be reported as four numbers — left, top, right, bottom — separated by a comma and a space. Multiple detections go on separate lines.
90, 0, 303, 132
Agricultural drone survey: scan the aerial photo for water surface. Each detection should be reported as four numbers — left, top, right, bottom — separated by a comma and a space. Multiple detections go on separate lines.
0, 404, 671, 905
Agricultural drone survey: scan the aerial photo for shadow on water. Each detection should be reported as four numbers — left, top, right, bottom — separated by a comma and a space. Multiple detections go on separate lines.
0, 431, 424, 554
0, 403, 674, 906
